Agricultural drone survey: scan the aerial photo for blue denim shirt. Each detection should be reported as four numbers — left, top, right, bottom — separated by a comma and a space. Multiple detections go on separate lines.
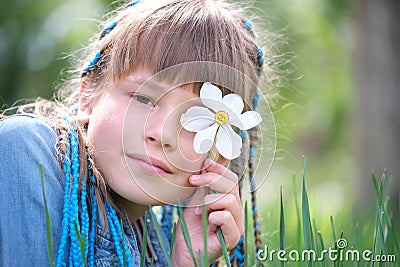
0, 114, 169, 266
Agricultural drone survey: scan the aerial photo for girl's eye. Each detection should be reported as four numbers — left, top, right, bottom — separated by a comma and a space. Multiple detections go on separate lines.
131, 94, 154, 106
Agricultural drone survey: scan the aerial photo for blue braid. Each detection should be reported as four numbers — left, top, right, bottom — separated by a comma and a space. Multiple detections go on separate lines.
243, 18, 264, 72
230, 236, 245, 266
80, 176, 89, 257
250, 93, 264, 266
223, 19, 264, 267
57, 118, 134, 266
56, 125, 71, 266
87, 171, 98, 267
69, 121, 83, 266
106, 202, 134, 267
161, 205, 175, 243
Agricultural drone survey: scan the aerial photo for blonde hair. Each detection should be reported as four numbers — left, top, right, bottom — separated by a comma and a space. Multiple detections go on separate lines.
70, 0, 268, 106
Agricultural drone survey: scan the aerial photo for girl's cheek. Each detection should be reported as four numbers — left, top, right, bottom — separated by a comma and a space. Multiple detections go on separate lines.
178, 131, 200, 160
175, 132, 206, 173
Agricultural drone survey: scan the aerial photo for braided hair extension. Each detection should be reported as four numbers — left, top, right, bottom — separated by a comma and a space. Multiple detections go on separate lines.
248, 95, 264, 267
55, 117, 134, 267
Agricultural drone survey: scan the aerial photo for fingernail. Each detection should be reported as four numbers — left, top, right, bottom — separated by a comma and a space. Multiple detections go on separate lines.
191, 175, 200, 183
194, 206, 200, 215
206, 158, 215, 167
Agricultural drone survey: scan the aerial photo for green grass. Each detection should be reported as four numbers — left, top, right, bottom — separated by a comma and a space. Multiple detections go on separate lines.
40, 163, 399, 266
259, 165, 399, 267
39, 163, 55, 267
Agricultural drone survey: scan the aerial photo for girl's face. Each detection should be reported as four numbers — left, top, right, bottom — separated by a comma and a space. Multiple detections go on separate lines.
84, 69, 207, 205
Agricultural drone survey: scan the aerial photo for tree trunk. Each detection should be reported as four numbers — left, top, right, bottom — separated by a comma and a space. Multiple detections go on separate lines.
355, 0, 400, 222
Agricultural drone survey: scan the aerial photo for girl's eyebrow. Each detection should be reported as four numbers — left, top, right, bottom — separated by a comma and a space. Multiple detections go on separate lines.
126, 77, 175, 94
125, 77, 148, 85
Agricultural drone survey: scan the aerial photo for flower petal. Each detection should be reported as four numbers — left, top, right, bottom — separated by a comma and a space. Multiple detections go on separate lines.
200, 82, 224, 113
180, 106, 215, 132
230, 111, 262, 130
193, 123, 219, 154
221, 93, 244, 115
215, 124, 242, 160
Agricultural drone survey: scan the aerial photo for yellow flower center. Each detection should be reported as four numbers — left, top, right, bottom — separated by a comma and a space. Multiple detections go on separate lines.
215, 111, 229, 125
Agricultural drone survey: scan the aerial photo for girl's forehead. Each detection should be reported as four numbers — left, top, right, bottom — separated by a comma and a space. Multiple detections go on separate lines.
121, 69, 202, 95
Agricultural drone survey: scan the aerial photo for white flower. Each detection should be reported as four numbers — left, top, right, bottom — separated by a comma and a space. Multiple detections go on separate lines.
180, 82, 262, 160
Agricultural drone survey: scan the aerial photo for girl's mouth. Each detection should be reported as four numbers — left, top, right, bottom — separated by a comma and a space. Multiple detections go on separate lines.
126, 153, 173, 176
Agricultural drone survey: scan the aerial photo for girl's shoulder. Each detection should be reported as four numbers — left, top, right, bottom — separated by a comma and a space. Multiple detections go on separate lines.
0, 113, 62, 180
0, 114, 65, 266
0, 113, 56, 137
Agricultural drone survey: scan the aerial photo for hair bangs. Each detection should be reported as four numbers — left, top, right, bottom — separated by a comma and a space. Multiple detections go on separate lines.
107, 0, 259, 100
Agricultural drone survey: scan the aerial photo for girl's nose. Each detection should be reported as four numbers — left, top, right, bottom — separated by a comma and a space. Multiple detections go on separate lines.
144, 107, 177, 150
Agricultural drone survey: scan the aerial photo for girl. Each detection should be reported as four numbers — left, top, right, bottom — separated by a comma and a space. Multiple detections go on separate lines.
0, 0, 271, 266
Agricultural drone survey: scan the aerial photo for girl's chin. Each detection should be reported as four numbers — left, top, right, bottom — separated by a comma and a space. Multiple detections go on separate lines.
121, 189, 195, 206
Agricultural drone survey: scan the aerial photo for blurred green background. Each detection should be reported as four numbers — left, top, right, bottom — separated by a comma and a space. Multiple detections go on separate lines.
1, 0, 399, 256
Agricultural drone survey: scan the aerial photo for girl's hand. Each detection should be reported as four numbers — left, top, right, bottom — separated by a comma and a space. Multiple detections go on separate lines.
172, 158, 244, 266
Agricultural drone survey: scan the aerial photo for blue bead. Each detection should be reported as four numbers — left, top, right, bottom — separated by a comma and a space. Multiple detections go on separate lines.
257, 48, 264, 67
126, 0, 140, 7
244, 19, 254, 30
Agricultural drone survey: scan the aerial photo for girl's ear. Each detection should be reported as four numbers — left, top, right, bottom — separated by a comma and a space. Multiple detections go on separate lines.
77, 76, 95, 124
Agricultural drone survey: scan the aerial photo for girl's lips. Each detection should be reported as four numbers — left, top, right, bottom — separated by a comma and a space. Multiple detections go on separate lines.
126, 153, 173, 176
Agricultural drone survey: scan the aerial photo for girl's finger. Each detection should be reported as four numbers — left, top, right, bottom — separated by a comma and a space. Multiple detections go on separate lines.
196, 193, 244, 233
189, 171, 238, 195
202, 158, 238, 183
208, 210, 241, 250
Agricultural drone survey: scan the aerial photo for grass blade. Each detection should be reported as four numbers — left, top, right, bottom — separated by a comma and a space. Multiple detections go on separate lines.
280, 186, 285, 267
73, 220, 88, 267
140, 213, 148, 267
316, 231, 327, 267
150, 256, 154, 267
177, 205, 198, 267
292, 174, 302, 254
372, 172, 400, 257
301, 158, 314, 266
169, 222, 177, 258
330, 216, 337, 244
202, 202, 209, 267
244, 201, 249, 267
217, 227, 231, 267
199, 250, 205, 267
39, 163, 55, 267
149, 208, 172, 267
